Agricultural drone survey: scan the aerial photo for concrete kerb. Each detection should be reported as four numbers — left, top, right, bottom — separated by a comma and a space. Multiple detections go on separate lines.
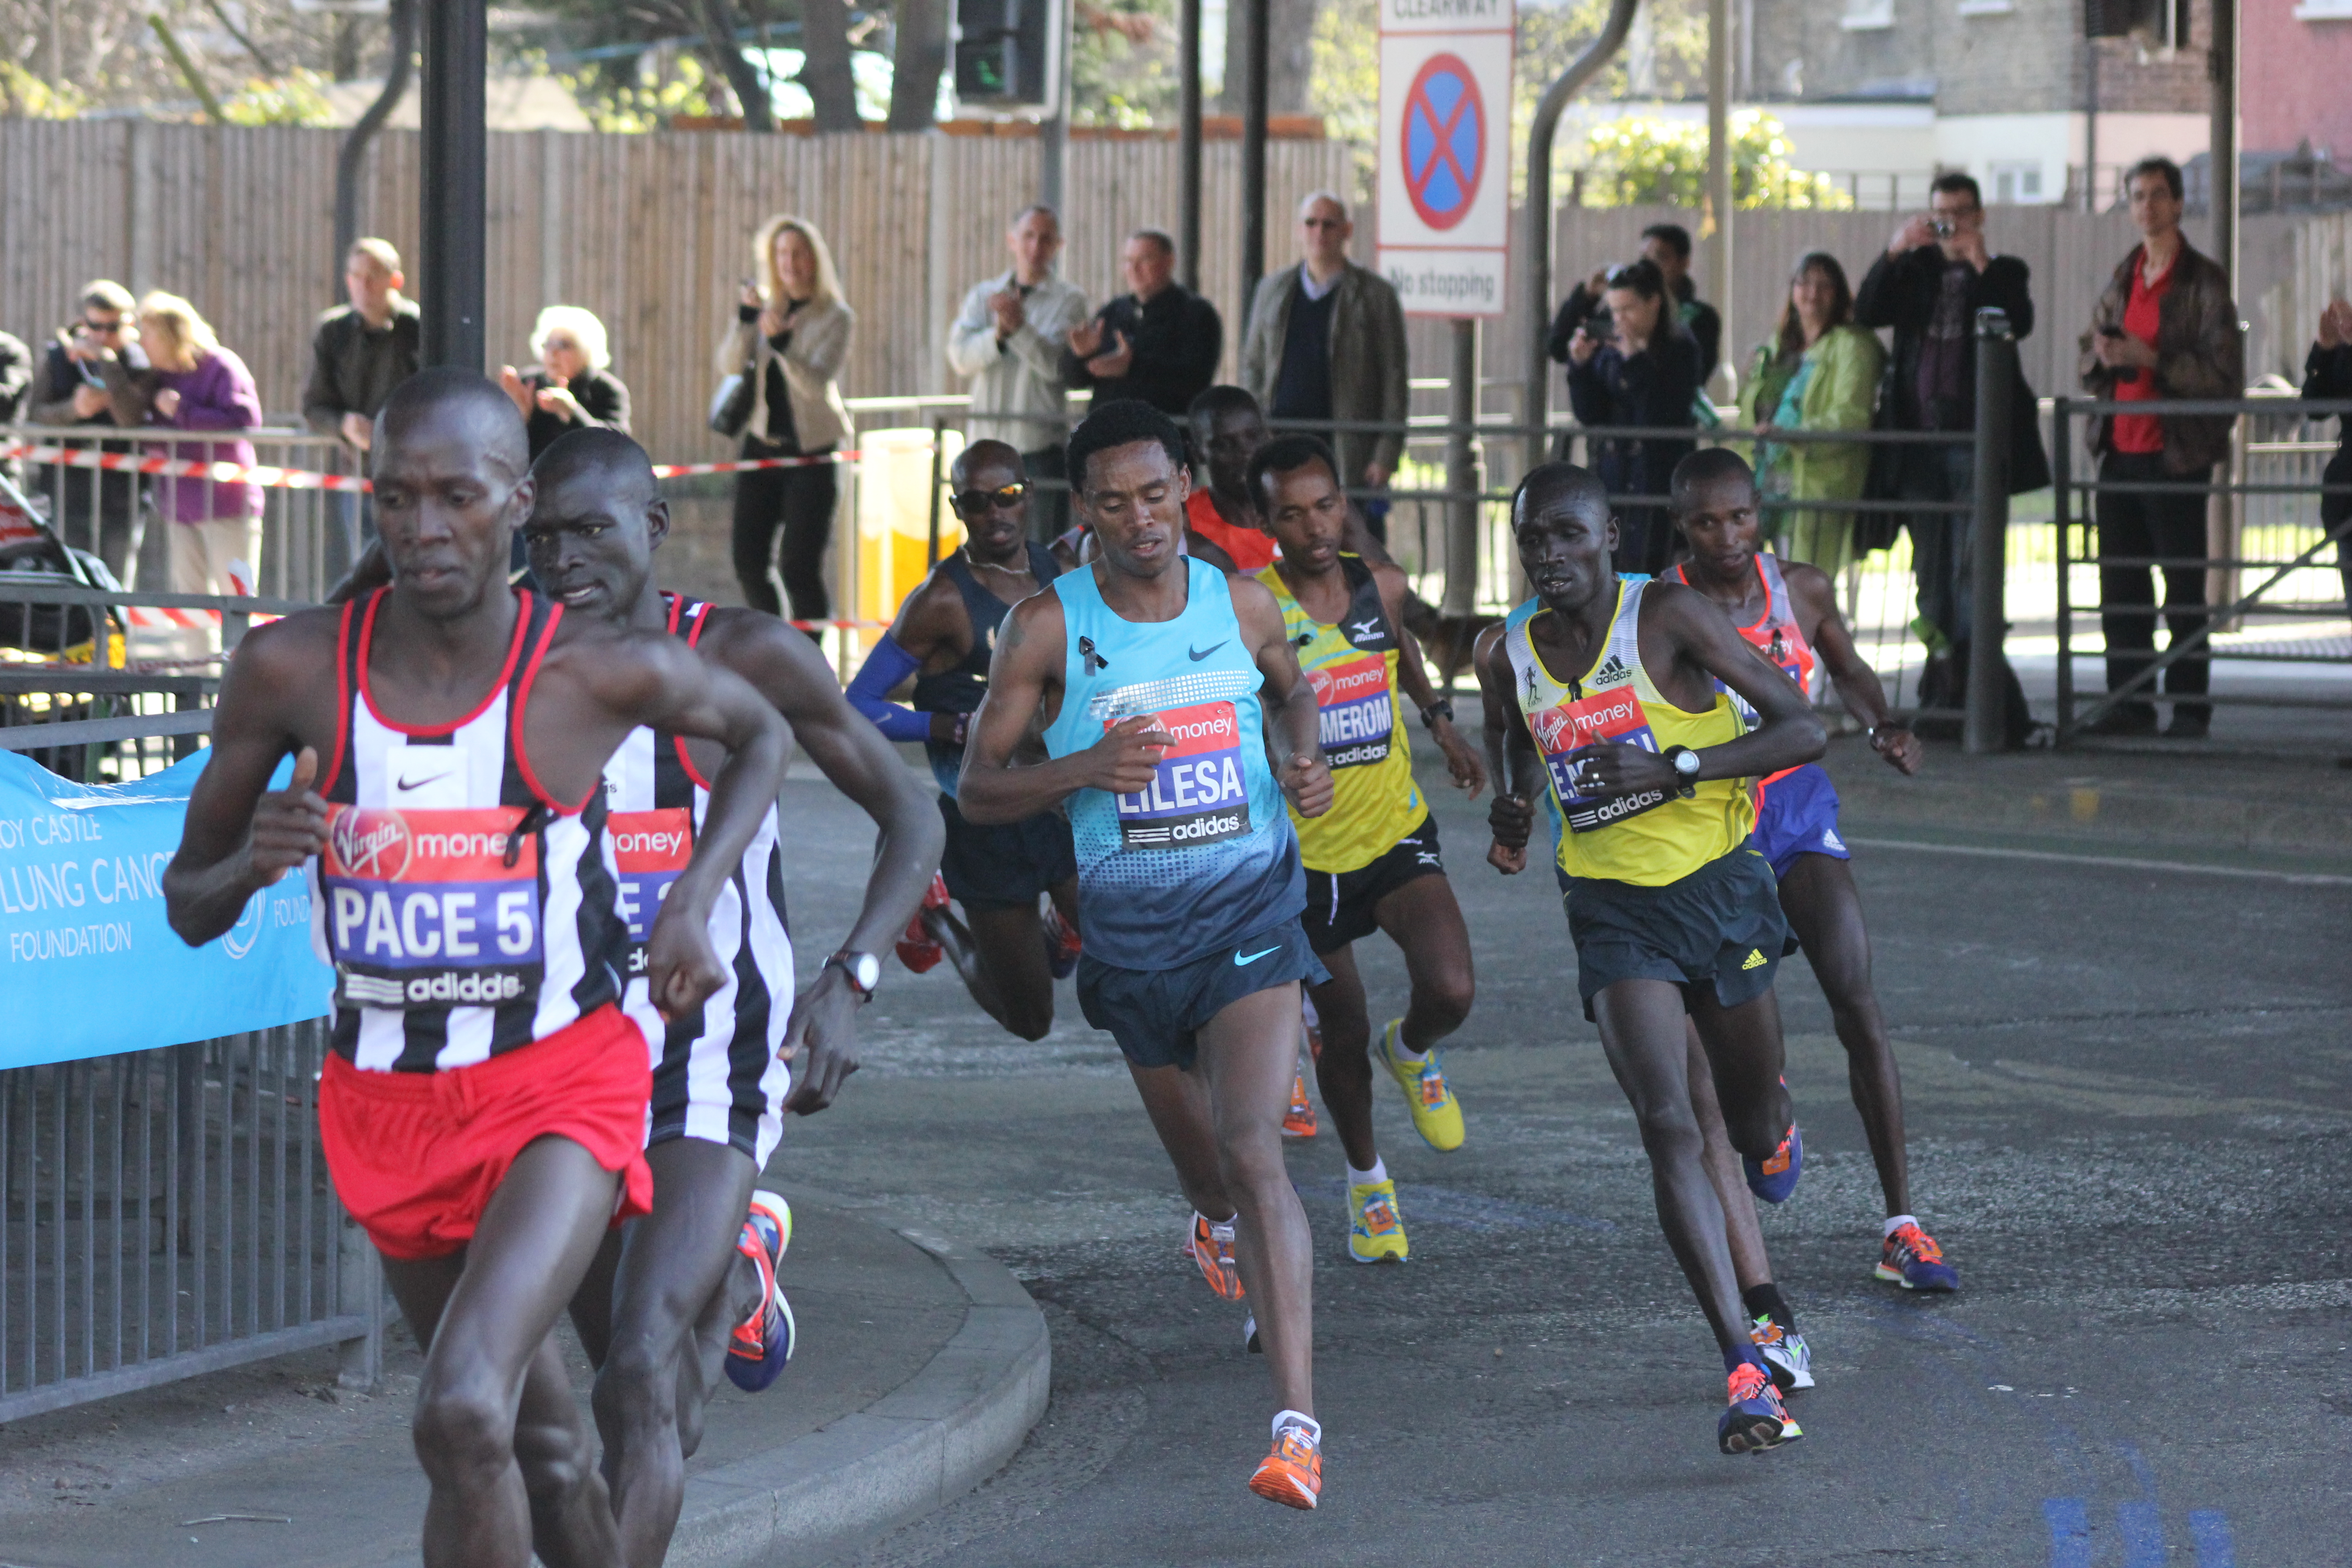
663, 1185, 1050, 1568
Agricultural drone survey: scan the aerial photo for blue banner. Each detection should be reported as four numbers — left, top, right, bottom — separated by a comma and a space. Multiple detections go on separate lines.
0, 749, 333, 1068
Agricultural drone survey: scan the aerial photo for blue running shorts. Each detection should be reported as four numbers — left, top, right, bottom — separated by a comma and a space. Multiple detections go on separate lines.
1751, 764, 1851, 883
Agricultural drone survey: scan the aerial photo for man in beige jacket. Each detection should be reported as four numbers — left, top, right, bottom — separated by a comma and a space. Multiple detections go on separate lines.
1239, 194, 1410, 542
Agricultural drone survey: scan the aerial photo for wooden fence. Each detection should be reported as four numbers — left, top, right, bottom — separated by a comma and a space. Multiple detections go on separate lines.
0, 120, 1353, 463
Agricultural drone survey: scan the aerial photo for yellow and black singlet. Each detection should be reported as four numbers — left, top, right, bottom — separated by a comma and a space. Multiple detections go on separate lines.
1256, 554, 1426, 874
1501, 579, 1753, 887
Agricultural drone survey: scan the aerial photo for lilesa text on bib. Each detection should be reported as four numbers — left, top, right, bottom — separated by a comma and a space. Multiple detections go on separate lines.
321, 805, 545, 1009
1530, 684, 1670, 834
608, 807, 693, 974
1309, 653, 1393, 769
1110, 700, 1252, 848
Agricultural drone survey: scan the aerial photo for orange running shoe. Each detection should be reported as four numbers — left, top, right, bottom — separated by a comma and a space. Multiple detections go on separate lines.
1185, 1211, 1243, 1300
1282, 1067, 1318, 1138
895, 873, 950, 973
1249, 1415, 1323, 1509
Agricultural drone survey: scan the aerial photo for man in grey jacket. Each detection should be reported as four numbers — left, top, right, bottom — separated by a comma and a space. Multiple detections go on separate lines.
947, 206, 1091, 536
1239, 193, 1410, 540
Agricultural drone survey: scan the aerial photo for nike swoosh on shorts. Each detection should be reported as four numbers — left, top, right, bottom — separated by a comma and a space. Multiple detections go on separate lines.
1235, 946, 1281, 965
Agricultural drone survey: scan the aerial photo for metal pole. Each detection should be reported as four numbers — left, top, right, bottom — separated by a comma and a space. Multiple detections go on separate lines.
927, 416, 947, 569
1240, 0, 1271, 320
1039, 0, 1072, 214
1705, 0, 1731, 385
2053, 396, 2074, 744
2209, 0, 2238, 296
419, 0, 487, 371
1442, 319, 1480, 617
1179, 0, 1203, 294
1965, 307, 2016, 754
335, 0, 415, 293
2082, 32, 2098, 211
1520, 0, 1641, 475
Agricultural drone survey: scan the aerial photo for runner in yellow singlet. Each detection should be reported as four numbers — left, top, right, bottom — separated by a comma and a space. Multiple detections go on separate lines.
1474, 462, 1826, 1456
1249, 435, 1485, 1264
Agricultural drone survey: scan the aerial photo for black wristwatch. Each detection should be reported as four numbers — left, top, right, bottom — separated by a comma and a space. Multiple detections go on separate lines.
825, 949, 882, 1001
1662, 745, 1702, 799
1420, 698, 1455, 730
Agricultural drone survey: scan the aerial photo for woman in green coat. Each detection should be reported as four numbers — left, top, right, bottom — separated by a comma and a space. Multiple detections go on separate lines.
1737, 252, 1886, 580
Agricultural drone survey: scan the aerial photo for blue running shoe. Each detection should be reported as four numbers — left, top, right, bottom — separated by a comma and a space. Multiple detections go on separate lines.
1719, 1361, 1801, 1455
1876, 1220, 1960, 1292
725, 1190, 796, 1392
1749, 1315, 1815, 1392
1744, 1122, 1802, 1204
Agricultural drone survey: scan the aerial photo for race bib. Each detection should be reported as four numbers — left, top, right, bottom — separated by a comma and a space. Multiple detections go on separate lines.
1309, 653, 1393, 769
1110, 700, 1251, 848
320, 805, 543, 1009
607, 807, 693, 972
1529, 682, 1669, 834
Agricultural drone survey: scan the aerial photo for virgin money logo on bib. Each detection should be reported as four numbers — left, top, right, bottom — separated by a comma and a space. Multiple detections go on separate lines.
1309, 653, 1393, 769
328, 808, 412, 882
1111, 700, 1250, 848
608, 807, 692, 950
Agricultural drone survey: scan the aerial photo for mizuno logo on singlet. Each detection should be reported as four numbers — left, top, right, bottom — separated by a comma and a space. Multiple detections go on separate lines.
1347, 617, 1382, 644
1188, 641, 1227, 662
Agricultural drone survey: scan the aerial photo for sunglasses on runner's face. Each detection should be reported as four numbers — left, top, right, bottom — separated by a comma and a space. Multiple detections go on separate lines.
952, 482, 1027, 514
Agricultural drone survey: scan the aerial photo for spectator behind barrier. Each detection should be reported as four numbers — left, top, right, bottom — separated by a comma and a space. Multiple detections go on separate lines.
1560, 258, 1702, 577
1853, 171, 2050, 689
1063, 229, 1223, 419
1549, 221, 1723, 389
0, 328, 27, 491
304, 238, 421, 460
2078, 155, 2245, 741
2301, 296, 2352, 613
123, 291, 264, 598
502, 304, 630, 464
947, 205, 1090, 538
28, 280, 148, 583
1238, 191, 1409, 542
715, 213, 856, 626
1736, 251, 1884, 580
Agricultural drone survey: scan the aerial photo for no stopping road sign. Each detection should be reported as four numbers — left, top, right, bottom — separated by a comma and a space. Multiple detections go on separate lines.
1377, 0, 1513, 317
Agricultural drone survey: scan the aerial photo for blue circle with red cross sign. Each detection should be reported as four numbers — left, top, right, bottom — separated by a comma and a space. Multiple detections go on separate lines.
1402, 53, 1485, 232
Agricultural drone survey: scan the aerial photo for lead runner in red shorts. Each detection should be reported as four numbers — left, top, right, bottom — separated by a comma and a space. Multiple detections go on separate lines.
166, 369, 791, 1568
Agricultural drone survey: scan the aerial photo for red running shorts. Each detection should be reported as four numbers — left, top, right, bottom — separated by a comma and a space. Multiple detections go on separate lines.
318, 1004, 655, 1261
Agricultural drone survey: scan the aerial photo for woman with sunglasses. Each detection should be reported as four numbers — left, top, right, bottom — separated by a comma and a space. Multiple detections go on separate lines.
845, 439, 1082, 1039
500, 304, 631, 464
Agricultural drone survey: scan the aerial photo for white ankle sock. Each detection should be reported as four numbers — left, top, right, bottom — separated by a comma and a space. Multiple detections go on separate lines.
1387, 1021, 1429, 1063
1200, 1208, 1237, 1235
1883, 1213, 1916, 1239
1346, 1157, 1388, 1187
1273, 1408, 1321, 1443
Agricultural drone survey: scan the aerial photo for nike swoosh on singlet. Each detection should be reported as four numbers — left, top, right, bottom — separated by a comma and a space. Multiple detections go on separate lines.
1188, 642, 1227, 662
396, 771, 454, 792
1234, 946, 1281, 966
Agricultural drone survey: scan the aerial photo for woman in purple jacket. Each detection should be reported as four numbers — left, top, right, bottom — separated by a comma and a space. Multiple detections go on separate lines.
132, 292, 264, 595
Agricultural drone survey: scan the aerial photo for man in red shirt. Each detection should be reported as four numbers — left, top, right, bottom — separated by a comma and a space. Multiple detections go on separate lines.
2080, 156, 2244, 740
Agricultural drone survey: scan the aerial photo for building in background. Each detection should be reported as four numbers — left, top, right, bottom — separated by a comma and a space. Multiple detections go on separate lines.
2239, 0, 2352, 164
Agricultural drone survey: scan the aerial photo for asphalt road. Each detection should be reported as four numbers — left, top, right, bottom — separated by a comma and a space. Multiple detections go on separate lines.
756, 738, 2352, 1567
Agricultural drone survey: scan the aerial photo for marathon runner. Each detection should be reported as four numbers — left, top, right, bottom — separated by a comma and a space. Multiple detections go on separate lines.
1662, 447, 1957, 1293
523, 428, 941, 1567
1186, 385, 1282, 571
846, 439, 1082, 1039
1475, 461, 1824, 1455
959, 399, 1336, 1509
163, 370, 793, 1568
1250, 433, 1485, 1262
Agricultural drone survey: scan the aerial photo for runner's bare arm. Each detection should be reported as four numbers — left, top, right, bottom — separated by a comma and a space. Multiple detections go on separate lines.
1580, 581, 1824, 796
706, 610, 947, 1112
1784, 562, 1922, 775
165, 615, 339, 944
1473, 624, 1535, 873
1233, 574, 1333, 818
1377, 563, 1485, 797
956, 590, 1172, 824
561, 634, 792, 1019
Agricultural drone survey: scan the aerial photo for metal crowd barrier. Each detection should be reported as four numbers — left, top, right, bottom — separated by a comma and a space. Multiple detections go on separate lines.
0, 1019, 379, 1424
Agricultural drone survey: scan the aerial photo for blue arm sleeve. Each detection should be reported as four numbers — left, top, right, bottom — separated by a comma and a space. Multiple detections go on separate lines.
843, 632, 933, 743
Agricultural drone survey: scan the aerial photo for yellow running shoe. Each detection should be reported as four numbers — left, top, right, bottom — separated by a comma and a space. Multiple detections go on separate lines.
1373, 1018, 1463, 1152
1347, 1177, 1409, 1264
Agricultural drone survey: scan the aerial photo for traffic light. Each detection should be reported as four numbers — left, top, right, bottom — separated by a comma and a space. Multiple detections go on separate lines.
2085, 0, 2189, 47
955, 0, 1057, 107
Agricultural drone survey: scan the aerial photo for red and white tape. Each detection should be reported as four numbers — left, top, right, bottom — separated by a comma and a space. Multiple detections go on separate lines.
1, 442, 862, 493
